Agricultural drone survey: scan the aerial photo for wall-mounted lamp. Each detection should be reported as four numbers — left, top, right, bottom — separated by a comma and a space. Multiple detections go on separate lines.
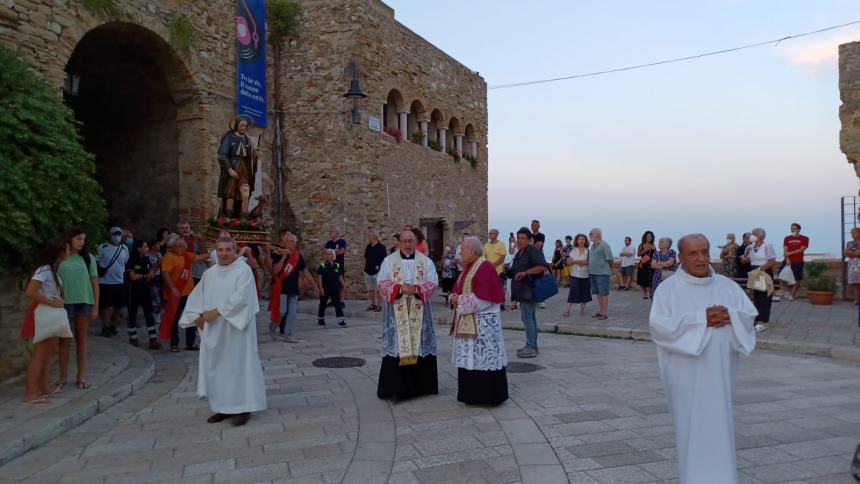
343, 58, 366, 124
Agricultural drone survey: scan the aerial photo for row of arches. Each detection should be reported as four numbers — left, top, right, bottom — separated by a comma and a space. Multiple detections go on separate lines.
382, 89, 479, 160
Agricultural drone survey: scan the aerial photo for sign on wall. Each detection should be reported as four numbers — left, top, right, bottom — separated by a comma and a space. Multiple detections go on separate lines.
368, 115, 381, 132
236, 0, 267, 127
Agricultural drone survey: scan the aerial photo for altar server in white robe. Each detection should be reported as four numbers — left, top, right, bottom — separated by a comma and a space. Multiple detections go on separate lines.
180, 237, 267, 426
649, 233, 756, 484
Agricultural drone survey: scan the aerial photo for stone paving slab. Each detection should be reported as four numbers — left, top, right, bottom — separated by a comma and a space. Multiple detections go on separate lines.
0, 334, 155, 466
299, 286, 860, 363
2, 307, 860, 483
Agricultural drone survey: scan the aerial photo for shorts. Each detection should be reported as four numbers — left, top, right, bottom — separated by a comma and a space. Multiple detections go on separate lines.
363, 272, 378, 291
99, 283, 128, 308
620, 265, 635, 276
789, 262, 804, 282
589, 274, 610, 296
65, 303, 92, 319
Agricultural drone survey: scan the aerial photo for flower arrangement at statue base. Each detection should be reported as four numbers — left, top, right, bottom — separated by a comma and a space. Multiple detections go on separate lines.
205, 216, 271, 243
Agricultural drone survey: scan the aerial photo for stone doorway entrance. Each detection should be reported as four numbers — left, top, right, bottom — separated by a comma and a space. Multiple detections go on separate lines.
64, 22, 198, 239
421, 219, 445, 262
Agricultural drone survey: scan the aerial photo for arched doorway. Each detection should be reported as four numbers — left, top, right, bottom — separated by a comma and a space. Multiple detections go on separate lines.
64, 22, 199, 238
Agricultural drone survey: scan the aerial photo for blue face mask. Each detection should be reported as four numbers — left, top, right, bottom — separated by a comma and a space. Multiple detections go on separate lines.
111, 235, 122, 245
124, 238, 134, 248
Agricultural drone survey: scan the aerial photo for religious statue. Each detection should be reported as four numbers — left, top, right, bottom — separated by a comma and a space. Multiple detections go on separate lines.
217, 117, 258, 217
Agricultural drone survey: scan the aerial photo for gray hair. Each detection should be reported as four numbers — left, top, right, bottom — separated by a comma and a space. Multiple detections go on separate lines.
165, 233, 181, 247
677, 234, 709, 253
329, 226, 340, 236
324, 248, 336, 257
751, 227, 766, 239
589, 228, 602, 239
215, 236, 237, 249
369, 228, 380, 240
288, 233, 298, 242
462, 236, 484, 256
658, 237, 673, 249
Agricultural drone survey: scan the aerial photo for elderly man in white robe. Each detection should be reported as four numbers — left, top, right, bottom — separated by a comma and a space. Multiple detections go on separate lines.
180, 237, 267, 426
376, 229, 439, 400
649, 233, 757, 484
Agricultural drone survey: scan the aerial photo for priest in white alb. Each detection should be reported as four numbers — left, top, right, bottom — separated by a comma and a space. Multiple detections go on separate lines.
649, 233, 756, 484
180, 237, 267, 426
376, 228, 439, 400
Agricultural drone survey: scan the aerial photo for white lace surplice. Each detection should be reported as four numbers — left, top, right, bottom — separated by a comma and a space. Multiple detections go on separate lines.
452, 297, 507, 371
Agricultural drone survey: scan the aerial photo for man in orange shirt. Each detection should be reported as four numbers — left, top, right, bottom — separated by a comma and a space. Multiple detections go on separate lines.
160, 234, 210, 352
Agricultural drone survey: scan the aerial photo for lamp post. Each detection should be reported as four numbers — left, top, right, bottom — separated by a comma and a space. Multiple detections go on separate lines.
343, 58, 367, 124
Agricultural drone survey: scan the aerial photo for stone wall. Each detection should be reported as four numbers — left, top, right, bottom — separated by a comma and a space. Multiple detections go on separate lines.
0, 0, 488, 297
0, 278, 29, 382
840, 41, 860, 183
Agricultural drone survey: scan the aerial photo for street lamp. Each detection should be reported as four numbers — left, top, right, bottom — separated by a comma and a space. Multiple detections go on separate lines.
343, 58, 366, 124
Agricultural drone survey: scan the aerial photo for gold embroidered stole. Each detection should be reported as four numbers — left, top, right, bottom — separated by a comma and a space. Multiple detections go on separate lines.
455, 257, 486, 339
390, 252, 427, 366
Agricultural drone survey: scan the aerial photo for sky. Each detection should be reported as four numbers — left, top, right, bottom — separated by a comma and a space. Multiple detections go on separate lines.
385, 0, 860, 258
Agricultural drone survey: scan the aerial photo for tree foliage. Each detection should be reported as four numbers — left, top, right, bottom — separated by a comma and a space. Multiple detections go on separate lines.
0, 44, 107, 276
268, 0, 302, 46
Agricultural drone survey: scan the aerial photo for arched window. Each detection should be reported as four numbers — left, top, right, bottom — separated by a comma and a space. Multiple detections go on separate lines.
428, 109, 444, 151
383, 89, 404, 132
464, 124, 477, 160
447, 117, 461, 152
408, 100, 424, 142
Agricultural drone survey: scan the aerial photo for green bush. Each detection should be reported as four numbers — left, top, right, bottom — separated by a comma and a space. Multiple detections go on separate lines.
0, 44, 107, 276
268, 0, 302, 46
805, 261, 836, 292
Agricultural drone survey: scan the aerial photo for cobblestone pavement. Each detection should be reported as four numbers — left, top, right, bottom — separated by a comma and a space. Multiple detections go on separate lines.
1, 310, 858, 484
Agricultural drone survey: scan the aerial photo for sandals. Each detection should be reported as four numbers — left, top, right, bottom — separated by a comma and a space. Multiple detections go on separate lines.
365, 305, 375, 311
562, 312, 570, 318
597, 314, 608, 320
43, 386, 65, 398
76, 380, 91, 390
591, 313, 601, 318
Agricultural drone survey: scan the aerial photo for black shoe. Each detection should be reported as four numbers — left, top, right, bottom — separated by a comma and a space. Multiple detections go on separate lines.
207, 413, 230, 423
230, 412, 250, 426
338, 320, 346, 327
318, 319, 326, 326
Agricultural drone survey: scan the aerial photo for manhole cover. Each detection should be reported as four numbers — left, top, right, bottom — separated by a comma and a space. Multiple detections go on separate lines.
312, 357, 366, 368
507, 362, 544, 373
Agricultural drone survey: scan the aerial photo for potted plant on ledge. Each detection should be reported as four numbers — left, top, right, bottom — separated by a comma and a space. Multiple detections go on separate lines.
804, 261, 836, 305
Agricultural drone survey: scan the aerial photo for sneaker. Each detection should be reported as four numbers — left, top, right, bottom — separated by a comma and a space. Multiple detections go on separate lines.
281, 335, 299, 343
517, 347, 538, 358
338, 320, 347, 327
785, 294, 795, 301
754, 323, 768, 333
539, 303, 547, 309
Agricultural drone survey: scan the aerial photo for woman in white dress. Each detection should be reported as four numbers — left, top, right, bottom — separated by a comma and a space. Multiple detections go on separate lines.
450, 236, 508, 406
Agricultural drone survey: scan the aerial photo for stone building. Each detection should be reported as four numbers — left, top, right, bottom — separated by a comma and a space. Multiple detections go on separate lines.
840, 41, 860, 184
0, 0, 487, 378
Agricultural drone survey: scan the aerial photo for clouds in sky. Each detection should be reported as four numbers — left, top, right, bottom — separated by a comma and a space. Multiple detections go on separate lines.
778, 26, 860, 71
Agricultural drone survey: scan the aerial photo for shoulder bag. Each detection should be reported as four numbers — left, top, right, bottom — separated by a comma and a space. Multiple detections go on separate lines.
97, 245, 124, 278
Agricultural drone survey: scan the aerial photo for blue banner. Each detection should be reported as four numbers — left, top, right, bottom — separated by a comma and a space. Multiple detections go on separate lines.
236, 0, 267, 127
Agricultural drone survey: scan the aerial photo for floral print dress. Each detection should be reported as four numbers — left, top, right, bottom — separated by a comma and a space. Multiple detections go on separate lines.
651, 249, 677, 290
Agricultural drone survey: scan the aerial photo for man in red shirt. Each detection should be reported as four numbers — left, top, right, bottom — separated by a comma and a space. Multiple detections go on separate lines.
782, 223, 809, 301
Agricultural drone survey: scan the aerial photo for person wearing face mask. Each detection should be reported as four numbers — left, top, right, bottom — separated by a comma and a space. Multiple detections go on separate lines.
734, 233, 752, 279
781, 223, 808, 301
741, 228, 778, 332
96, 227, 130, 338
718, 234, 739, 278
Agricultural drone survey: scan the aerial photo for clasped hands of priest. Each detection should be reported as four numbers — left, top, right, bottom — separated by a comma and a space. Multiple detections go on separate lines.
705, 306, 732, 328
194, 309, 220, 329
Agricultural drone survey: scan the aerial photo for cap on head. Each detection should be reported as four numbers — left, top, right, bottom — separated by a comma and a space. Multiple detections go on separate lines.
110, 226, 123, 235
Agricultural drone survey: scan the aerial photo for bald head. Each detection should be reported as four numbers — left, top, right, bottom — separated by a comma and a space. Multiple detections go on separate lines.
678, 233, 711, 278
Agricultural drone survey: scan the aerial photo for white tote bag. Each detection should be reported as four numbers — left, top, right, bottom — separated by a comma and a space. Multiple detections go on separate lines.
33, 304, 73, 343
753, 273, 768, 292
778, 264, 796, 286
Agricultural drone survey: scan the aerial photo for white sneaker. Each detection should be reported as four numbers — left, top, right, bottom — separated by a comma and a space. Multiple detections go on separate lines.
539, 303, 547, 309
785, 294, 795, 301
754, 323, 768, 333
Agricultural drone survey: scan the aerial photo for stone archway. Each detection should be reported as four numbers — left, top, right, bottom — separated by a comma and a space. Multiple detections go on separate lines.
64, 22, 202, 239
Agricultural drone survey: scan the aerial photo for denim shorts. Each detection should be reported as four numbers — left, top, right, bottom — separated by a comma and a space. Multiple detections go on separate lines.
65, 303, 92, 319
589, 274, 611, 296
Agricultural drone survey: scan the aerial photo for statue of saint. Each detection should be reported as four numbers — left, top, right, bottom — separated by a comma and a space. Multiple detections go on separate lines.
217, 117, 257, 218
